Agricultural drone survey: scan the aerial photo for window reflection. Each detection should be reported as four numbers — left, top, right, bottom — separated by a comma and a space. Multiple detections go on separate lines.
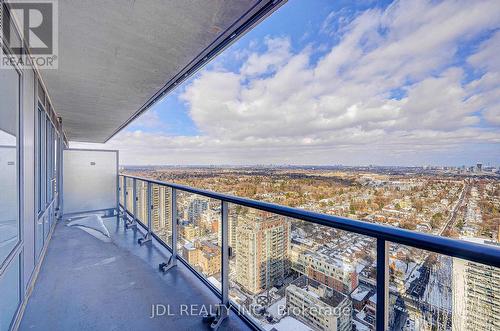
0, 65, 19, 264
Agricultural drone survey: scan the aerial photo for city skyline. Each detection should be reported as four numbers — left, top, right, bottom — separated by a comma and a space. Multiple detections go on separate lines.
72, 0, 500, 166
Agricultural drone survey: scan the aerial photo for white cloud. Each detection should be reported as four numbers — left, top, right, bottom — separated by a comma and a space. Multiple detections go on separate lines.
240, 37, 293, 76
130, 110, 166, 130
71, 126, 500, 166
467, 31, 500, 126
181, 0, 499, 136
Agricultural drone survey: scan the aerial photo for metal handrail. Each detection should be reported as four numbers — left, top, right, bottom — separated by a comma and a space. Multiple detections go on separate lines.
119, 173, 500, 331
120, 174, 500, 268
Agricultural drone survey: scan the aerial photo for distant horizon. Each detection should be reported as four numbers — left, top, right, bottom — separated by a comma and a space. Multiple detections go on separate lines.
121, 162, 498, 169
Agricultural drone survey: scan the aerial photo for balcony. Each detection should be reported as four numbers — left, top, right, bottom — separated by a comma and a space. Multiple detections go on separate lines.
23, 173, 496, 331
5, 170, 500, 331
1, 1, 500, 331
18, 212, 250, 331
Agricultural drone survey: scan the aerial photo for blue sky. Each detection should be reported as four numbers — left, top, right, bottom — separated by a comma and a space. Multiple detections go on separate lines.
76, 0, 500, 166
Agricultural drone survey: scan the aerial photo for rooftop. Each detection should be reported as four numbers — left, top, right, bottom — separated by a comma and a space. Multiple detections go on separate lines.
289, 276, 347, 308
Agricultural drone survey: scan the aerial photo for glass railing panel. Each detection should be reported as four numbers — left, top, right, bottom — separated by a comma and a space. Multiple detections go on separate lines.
51, 203, 55, 228
43, 208, 50, 239
151, 184, 173, 248
227, 203, 377, 331
388, 240, 500, 330
135, 179, 148, 224
176, 190, 222, 291
35, 214, 44, 259
118, 175, 500, 331
119, 176, 124, 206
125, 177, 134, 213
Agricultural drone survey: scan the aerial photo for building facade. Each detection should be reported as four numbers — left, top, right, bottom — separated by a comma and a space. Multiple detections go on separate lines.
452, 240, 500, 331
291, 251, 358, 295
235, 212, 290, 294
286, 277, 352, 331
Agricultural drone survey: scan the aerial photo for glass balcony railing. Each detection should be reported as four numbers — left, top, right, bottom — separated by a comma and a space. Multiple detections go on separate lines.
118, 174, 500, 331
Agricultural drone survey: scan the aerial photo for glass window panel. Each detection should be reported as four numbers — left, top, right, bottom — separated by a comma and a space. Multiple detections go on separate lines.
2, 5, 22, 56
36, 108, 42, 213
40, 111, 46, 209
0, 61, 19, 264
46, 117, 52, 203
0, 254, 21, 331
53, 134, 58, 195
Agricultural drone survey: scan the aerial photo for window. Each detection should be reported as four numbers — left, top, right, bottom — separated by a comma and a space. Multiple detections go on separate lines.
35, 82, 59, 218
40, 108, 46, 212
46, 116, 52, 204
0, 52, 20, 265
37, 107, 42, 213
36, 104, 58, 213
53, 131, 58, 196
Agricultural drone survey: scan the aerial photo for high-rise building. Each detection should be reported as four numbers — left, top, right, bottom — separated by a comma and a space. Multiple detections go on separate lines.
136, 182, 148, 223
229, 212, 238, 249
188, 198, 208, 223
126, 182, 172, 243
235, 212, 290, 294
152, 185, 172, 242
217, 211, 238, 249
452, 239, 500, 331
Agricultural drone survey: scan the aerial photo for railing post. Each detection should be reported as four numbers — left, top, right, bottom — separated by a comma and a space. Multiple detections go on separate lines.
221, 200, 229, 308
147, 182, 152, 238
206, 200, 230, 329
125, 178, 137, 228
133, 179, 137, 220
376, 238, 389, 331
171, 188, 178, 261
123, 177, 128, 218
118, 177, 121, 206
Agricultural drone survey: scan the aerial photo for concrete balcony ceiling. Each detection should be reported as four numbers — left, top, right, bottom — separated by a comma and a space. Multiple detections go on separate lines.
39, 0, 281, 143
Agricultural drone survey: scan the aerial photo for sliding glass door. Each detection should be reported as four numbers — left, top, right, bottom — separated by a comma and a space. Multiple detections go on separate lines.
0, 50, 21, 331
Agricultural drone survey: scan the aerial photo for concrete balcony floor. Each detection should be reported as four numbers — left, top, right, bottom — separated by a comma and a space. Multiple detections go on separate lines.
19, 216, 250, 331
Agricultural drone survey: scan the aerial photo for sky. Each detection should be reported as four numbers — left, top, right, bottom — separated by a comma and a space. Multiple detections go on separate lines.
73, 0, 500, 166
